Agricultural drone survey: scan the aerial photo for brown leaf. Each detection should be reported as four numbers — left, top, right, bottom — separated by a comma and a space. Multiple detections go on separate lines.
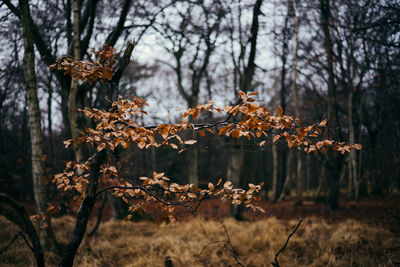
273, 135, 281, 143
184, 140, 197, 145
354, 144, 362, 150
319, 119, 328, 127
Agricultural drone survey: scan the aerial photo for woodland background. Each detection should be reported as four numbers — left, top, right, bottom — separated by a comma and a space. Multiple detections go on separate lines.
0, 0, 399, 266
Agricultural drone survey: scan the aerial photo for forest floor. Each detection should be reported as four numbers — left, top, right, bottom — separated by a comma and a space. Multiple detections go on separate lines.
1, 195, 399, 266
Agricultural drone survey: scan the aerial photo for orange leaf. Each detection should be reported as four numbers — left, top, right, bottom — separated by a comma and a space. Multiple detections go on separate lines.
238, 90, 247, 100
199, 129, 205, 137
319, 119, 328, 127
208, 182, 214, 191
354, 144, 362, 150
184, 140, 197, 145
273, 135, 280, 143
192, 109, 199, 120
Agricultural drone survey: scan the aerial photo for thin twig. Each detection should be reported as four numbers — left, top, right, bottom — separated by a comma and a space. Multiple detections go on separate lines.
218, 220, 244, 267
272, 218, 304, 267
196, 219, 244, 266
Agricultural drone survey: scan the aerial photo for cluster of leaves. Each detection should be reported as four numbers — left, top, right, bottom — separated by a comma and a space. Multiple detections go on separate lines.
50, 46, 116, 84
51, 45, 361, 223
63, 89, 361, 155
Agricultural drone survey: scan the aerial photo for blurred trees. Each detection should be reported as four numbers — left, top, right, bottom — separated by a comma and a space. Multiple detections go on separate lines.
0, 0, 399, 215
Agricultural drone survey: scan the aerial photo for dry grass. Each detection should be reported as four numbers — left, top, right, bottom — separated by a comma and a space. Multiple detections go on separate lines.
1, 215, 399, 267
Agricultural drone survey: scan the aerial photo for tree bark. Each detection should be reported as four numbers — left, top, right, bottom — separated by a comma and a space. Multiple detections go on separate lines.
289, 0, 303, 205
69, 0, 85, 164
61, 151, 106, 267
271, 0, 279, 201
19, 0, 51, 248
187, 132, 199, 185
348, 82, 358, 199
319, 0, 343, 210
278, 150, 293, 201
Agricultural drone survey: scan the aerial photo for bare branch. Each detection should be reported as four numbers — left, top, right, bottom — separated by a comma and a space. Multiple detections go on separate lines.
272, 218, 304, 267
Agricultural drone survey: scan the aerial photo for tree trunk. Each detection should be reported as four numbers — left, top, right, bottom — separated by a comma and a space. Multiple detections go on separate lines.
272, 141, 279, 199
271, 0, 279, 201
19, 0, 50, 248
187, 131, 199, 185
319, 0, 343, 210
227, 139, 244, 188
290, 0, 303, 205
69, 0, 84, 163
278, 150, 293, 201
61, 151, 106, 267
314, 165, 326, 200
348, 88, 359, 199
47, 79, 55, 174
227, 0, 263, 218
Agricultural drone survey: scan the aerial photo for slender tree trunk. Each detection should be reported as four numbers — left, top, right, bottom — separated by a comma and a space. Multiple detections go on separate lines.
227, 0, 263, 218
278, 150, 293, 201
21, 0, 62, 253
47, 82, 55, 174
227, 139, 243, 188
347, 154, 353, 197
272, 141, 279, 199
357, 98, 366, 196
348, 89, 359, 199
275, 6, 291, 201
271, 0, 279, 201
19, 0, 53, 249
69, 0, 84, 163
319, 0, 343, 210
306, 154, 311, 193
187, 148, 199, 185
289, 0, 303, 205
314, 165, 326, 200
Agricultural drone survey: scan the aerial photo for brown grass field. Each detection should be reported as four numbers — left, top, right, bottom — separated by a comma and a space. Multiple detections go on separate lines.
1, 196, 399, 266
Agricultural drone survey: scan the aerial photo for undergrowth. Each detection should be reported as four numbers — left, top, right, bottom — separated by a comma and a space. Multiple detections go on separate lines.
1, 215, 399, 266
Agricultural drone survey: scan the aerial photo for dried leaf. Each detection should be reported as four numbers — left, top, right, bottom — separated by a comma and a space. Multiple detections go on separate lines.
184, 140, 197, 145
319, 119, 328, 127
354, 144, 362, 150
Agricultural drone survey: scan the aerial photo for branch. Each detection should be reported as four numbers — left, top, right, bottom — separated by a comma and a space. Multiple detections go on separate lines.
111, 41, 136, 84
87, 192, 107, 237
80, 0, 98, 56
115, 98, 242, 130
0, 193, 44, 267
95, 184, 202, 211
197, 219, 244, 267
219, 220, 245, 267
272, 218, 304, 267
61, 150, 106, 267
105, 0, 133, 47
2, 0, 20, 16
